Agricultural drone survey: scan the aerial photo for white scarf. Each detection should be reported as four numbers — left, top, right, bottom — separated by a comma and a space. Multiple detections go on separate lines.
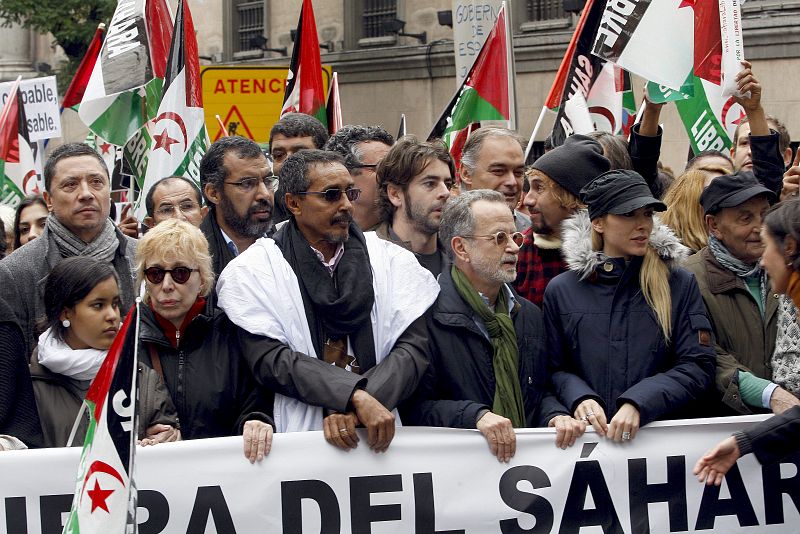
37, 327, 107, 381
217, 231, 440, 432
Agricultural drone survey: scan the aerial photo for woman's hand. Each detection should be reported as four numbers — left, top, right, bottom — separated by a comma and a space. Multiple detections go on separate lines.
139, 424, 181, 446
607, 403, 640, 443
548, 415, 587, 449
693, 436, 741, 486
243, 420, 273, 463
574, 399, 608, 437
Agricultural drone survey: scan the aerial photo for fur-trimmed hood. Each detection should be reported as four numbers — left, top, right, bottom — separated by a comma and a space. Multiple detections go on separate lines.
561, 209, 690, 280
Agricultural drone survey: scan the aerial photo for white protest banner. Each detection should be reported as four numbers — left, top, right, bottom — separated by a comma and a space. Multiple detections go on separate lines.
0, 77, 61, 141
452, 0, 503, 85
719, 0, 746, 97
1, 417, 798, 533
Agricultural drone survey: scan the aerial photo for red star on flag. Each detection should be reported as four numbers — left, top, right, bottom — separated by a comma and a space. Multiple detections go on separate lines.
153, 129, 180, 154
87, 479, 115, 513
99, 142, 112, 155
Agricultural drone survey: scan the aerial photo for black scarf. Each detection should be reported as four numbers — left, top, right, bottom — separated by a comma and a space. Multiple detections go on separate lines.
274, 219, 377, 369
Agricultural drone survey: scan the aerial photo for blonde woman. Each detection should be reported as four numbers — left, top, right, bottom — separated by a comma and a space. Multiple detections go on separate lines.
661, 170, 710, 253
136, 219, 274, 462
543, 170, 716, 442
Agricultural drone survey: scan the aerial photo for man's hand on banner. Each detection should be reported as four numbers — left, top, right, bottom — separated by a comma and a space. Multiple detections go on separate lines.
574, 399, 608, 437
607, 403, 640, 443
243, 420, 273, 463
350, 389, 395, 453
140, 424, 181, 446
769, 386, 800, 415
548, 415, 587, 449
323, 412, 359, 450
476, 412, 516, 463
693, 435, 741, 486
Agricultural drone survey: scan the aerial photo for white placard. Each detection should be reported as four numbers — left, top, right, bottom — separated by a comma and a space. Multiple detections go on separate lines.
452, 0, 503, 85
0, 76, 61, 141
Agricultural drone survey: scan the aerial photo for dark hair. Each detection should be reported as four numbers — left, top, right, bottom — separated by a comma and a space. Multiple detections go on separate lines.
376, 136, 455, 222
13, 194, 48, 249
734, 114, 791, 156
279, 150, 345, 201
324, 125, 394, 171
685, 150, 734, 172
764, 199, 800, 272
586, 131, 633, 170
44, 143, 108, 192
199, 136, 265, 207
0, 217, 6, 259
42, 257, 118, 342
144, 176, 203, 217
269, 113, 329, 150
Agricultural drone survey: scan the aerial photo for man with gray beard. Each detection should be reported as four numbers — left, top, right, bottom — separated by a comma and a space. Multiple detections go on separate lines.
401, 189, 584, 462
199, 136, 276, 277
374, 136, 453, 276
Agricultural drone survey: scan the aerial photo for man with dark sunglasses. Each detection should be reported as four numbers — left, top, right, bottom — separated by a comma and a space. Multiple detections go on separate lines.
402, 190, 585, 462
217, 149, 439, 454
324, 125, 394, 231
199, 136, 276, 277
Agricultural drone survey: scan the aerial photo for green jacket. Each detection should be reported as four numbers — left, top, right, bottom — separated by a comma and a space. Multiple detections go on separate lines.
684, 247, 779, 414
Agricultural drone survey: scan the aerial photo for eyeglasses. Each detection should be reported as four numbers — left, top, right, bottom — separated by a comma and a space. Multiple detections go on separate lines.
144, 266, 199, 284
154, 201, 201, 218
224, 176, 278, 192
462, 231, 525, 247
295, 188, 361, 203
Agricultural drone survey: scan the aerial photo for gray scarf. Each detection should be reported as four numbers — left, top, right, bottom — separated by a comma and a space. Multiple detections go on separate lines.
47, 215, 119, 264
708, 234, 767, 311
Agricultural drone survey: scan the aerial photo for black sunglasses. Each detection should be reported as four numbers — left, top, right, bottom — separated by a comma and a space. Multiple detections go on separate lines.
295, 188, 361, 203
144, 266, 199, 284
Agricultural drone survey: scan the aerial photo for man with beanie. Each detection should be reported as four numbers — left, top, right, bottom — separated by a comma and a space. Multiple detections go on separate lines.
513, 135, 610, 305
684, 171, 800, 415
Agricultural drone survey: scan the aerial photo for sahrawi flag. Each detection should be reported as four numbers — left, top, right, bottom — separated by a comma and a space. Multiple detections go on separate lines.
134, 0, 207, 220
282, 0, 327, 127
78, 0, 173, 146
429, 2, 511, 165
62, 303, 141, 534
62, 24, 107, 112
0, 79, 38, 206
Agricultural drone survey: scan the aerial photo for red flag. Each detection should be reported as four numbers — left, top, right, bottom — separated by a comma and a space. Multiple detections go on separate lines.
62, 24, 106, 110
693, 0, 722, 84
281, 0, 327, 126
146, 0, 175, 80
0, 80, 38, 204
326, 72, 342, 134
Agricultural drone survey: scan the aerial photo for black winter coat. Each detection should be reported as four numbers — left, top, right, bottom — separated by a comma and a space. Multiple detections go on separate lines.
402, 268, 569, 429
138, 298, 273, 439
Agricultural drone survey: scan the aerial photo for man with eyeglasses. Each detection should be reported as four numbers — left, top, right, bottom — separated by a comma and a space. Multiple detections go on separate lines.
402, 189, 585, 462
374, 136, 453, 276
324, 125, 394, 231
143, 176, 208, 228
217, 149, 439, 453
199, 136, 276, 277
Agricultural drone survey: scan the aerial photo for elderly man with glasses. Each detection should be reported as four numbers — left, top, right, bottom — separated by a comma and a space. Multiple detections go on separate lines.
143, 175, 208, 229
216, 149, 439, 453
199, 136, 277, 277
401, 189, 585, 462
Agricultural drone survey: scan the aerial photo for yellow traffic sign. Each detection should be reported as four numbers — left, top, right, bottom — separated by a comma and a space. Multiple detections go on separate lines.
201, 65, 332, 143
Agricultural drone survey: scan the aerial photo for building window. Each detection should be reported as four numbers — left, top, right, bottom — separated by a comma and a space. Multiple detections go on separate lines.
527, 0, 567, 21
362, 0, 397, 38
235, 0, 265, 52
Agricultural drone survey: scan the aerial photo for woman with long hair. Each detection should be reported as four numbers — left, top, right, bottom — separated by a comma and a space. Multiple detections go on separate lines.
695, 199, 800, 484
13, 194, 48, 249
661, 170, 710, 253
31, 256, 178, 448
543, 170, 716, 442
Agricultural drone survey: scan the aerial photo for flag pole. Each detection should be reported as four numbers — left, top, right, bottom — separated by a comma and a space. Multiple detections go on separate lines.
215, 115, 229, 137
525, 105, 548, 162
503, 1, 517, 132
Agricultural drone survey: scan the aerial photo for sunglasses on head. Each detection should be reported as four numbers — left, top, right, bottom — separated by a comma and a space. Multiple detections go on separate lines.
144, 266, 199, 284
295, 188, 361, 203
462, 231, 525, 247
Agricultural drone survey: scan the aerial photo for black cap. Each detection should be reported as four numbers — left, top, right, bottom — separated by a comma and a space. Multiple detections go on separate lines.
530, 134, 611, 197
580, 169, 667, 220
700, 170, 776, 215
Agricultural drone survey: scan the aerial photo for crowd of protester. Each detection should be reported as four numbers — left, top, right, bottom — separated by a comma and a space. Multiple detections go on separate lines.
0, 61, 798, 481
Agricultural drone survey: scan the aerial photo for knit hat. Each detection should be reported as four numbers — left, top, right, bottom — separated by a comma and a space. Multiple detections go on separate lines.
530, 134, 611, 197
581, 169, 666, 220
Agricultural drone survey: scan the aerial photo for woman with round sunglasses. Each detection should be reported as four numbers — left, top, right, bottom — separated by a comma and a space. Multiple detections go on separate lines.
136, 219, 274, 462
543, 170, 715, 443
695, 199, 800, 485
30, 256, 179, 448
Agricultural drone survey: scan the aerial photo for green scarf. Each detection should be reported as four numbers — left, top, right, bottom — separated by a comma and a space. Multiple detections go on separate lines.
451, 266, 525, 427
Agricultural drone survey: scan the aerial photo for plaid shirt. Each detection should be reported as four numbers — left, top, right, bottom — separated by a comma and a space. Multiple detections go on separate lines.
513, 228, 567, 307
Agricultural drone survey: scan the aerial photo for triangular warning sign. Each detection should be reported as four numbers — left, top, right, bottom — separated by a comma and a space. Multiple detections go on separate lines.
214, 105, 255, 141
